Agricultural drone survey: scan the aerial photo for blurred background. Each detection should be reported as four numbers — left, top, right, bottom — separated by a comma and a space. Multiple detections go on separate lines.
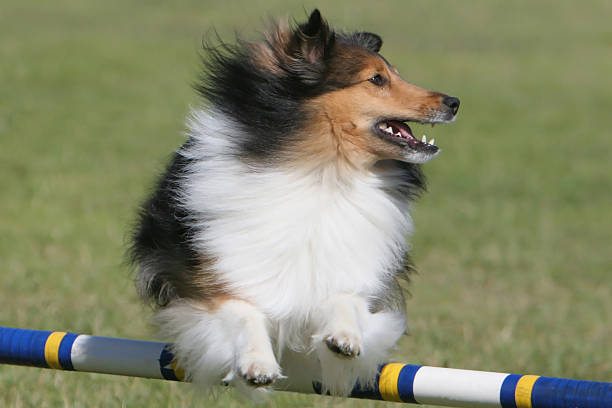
1, 0, 610, 406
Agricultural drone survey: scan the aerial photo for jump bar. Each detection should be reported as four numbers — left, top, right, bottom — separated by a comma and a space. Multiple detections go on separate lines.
1, 327, 610, 407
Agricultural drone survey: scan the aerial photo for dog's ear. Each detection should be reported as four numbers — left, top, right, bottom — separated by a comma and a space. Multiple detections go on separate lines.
295, 9, 334, 64
277, 9, 335, 85
352, 32, 382, 53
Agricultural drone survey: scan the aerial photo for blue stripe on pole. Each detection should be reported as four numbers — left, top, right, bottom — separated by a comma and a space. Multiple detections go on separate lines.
397, 364, 421, 403
531, 376, 612, 408
0, 327, 51, 368
158, 344, 181, 381
349, 368, 383, 400
500, 374, 521, 408
57, 332, 78, 371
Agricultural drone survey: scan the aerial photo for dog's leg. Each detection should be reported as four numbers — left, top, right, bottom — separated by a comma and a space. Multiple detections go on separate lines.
318, 294, 365, 359
155, 298, 281, 389
312, 294, 366, 395
227, 299, 282, 387
312, 294, 407, 396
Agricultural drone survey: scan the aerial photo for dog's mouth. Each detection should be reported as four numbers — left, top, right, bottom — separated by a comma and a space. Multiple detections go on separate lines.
374, 119, 439, 154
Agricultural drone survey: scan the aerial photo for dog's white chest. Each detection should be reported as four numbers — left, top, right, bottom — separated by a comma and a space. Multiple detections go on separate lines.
189, 163, 412, 318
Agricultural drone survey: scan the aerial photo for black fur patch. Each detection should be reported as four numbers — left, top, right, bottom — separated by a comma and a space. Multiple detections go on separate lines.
395, 161, 427, 199
129, 143, 199, 307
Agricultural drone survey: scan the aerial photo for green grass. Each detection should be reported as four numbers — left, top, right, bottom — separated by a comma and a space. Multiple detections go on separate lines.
1, 0, 610, 406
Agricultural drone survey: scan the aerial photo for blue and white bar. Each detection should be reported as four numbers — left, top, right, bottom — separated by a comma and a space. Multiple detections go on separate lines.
1, 327, 610, 408
359, 363, 612, 407
0, 327, 182, 381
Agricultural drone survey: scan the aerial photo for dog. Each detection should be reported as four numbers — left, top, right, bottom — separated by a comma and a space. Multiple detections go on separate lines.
130, 9, 459, 396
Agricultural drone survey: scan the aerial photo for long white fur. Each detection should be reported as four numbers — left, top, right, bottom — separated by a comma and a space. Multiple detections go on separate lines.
158, 108, 416, 394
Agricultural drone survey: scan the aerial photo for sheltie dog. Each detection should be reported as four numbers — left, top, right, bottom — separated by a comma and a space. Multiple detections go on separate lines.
130, 9, 459, 396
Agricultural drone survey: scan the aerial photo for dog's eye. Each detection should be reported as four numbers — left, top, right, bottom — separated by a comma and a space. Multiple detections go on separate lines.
368, 74, 386, 86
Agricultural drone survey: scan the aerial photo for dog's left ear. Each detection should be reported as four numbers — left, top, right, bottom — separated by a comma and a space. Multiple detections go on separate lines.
353, 32, 383, 53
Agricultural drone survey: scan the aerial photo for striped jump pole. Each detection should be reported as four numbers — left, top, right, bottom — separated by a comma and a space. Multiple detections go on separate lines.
1, 327, 610, 408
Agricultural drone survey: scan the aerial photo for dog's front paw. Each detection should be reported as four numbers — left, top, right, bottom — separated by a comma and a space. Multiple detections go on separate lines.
324, 332, 361, 359
239, 357, 282, 387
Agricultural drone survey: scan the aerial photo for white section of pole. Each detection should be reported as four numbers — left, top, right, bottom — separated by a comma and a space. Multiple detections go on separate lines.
70, 335, 167, 380
412, 366, 509, 408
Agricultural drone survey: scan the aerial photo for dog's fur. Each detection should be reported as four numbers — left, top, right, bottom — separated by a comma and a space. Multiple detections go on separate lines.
130, 10, 459, 396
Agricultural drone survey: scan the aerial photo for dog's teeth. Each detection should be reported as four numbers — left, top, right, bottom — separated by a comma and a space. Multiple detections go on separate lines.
386, 127, 393, 134
395, 132, 401, 137
429, 138, 435, 145
421, 135, 427, 143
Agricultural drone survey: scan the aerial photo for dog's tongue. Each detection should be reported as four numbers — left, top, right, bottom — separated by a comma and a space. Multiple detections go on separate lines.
388, 120, 414, 140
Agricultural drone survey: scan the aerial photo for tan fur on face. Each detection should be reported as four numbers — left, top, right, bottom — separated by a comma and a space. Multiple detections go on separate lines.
291, 51, 447, 169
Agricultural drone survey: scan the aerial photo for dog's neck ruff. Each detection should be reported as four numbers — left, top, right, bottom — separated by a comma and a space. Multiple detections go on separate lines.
180, 109, 415, 320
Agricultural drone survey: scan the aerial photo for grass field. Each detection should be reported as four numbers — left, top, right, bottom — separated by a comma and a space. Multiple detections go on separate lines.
1, 0, 611, 406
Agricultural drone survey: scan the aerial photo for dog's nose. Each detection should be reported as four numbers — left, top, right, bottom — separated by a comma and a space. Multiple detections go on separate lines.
442, 96, 460, 115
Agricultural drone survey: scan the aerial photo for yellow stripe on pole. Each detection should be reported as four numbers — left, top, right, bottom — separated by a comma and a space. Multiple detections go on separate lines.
170, 359, 185, 381
515, 375, 540, 408
378, 363, 404, 402
44, 331, 67, 370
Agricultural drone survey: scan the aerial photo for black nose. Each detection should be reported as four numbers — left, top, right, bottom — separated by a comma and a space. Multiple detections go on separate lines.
442, 96, 460, 116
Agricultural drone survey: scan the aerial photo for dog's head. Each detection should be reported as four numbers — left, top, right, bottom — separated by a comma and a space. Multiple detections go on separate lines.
197, 9, 459, 167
